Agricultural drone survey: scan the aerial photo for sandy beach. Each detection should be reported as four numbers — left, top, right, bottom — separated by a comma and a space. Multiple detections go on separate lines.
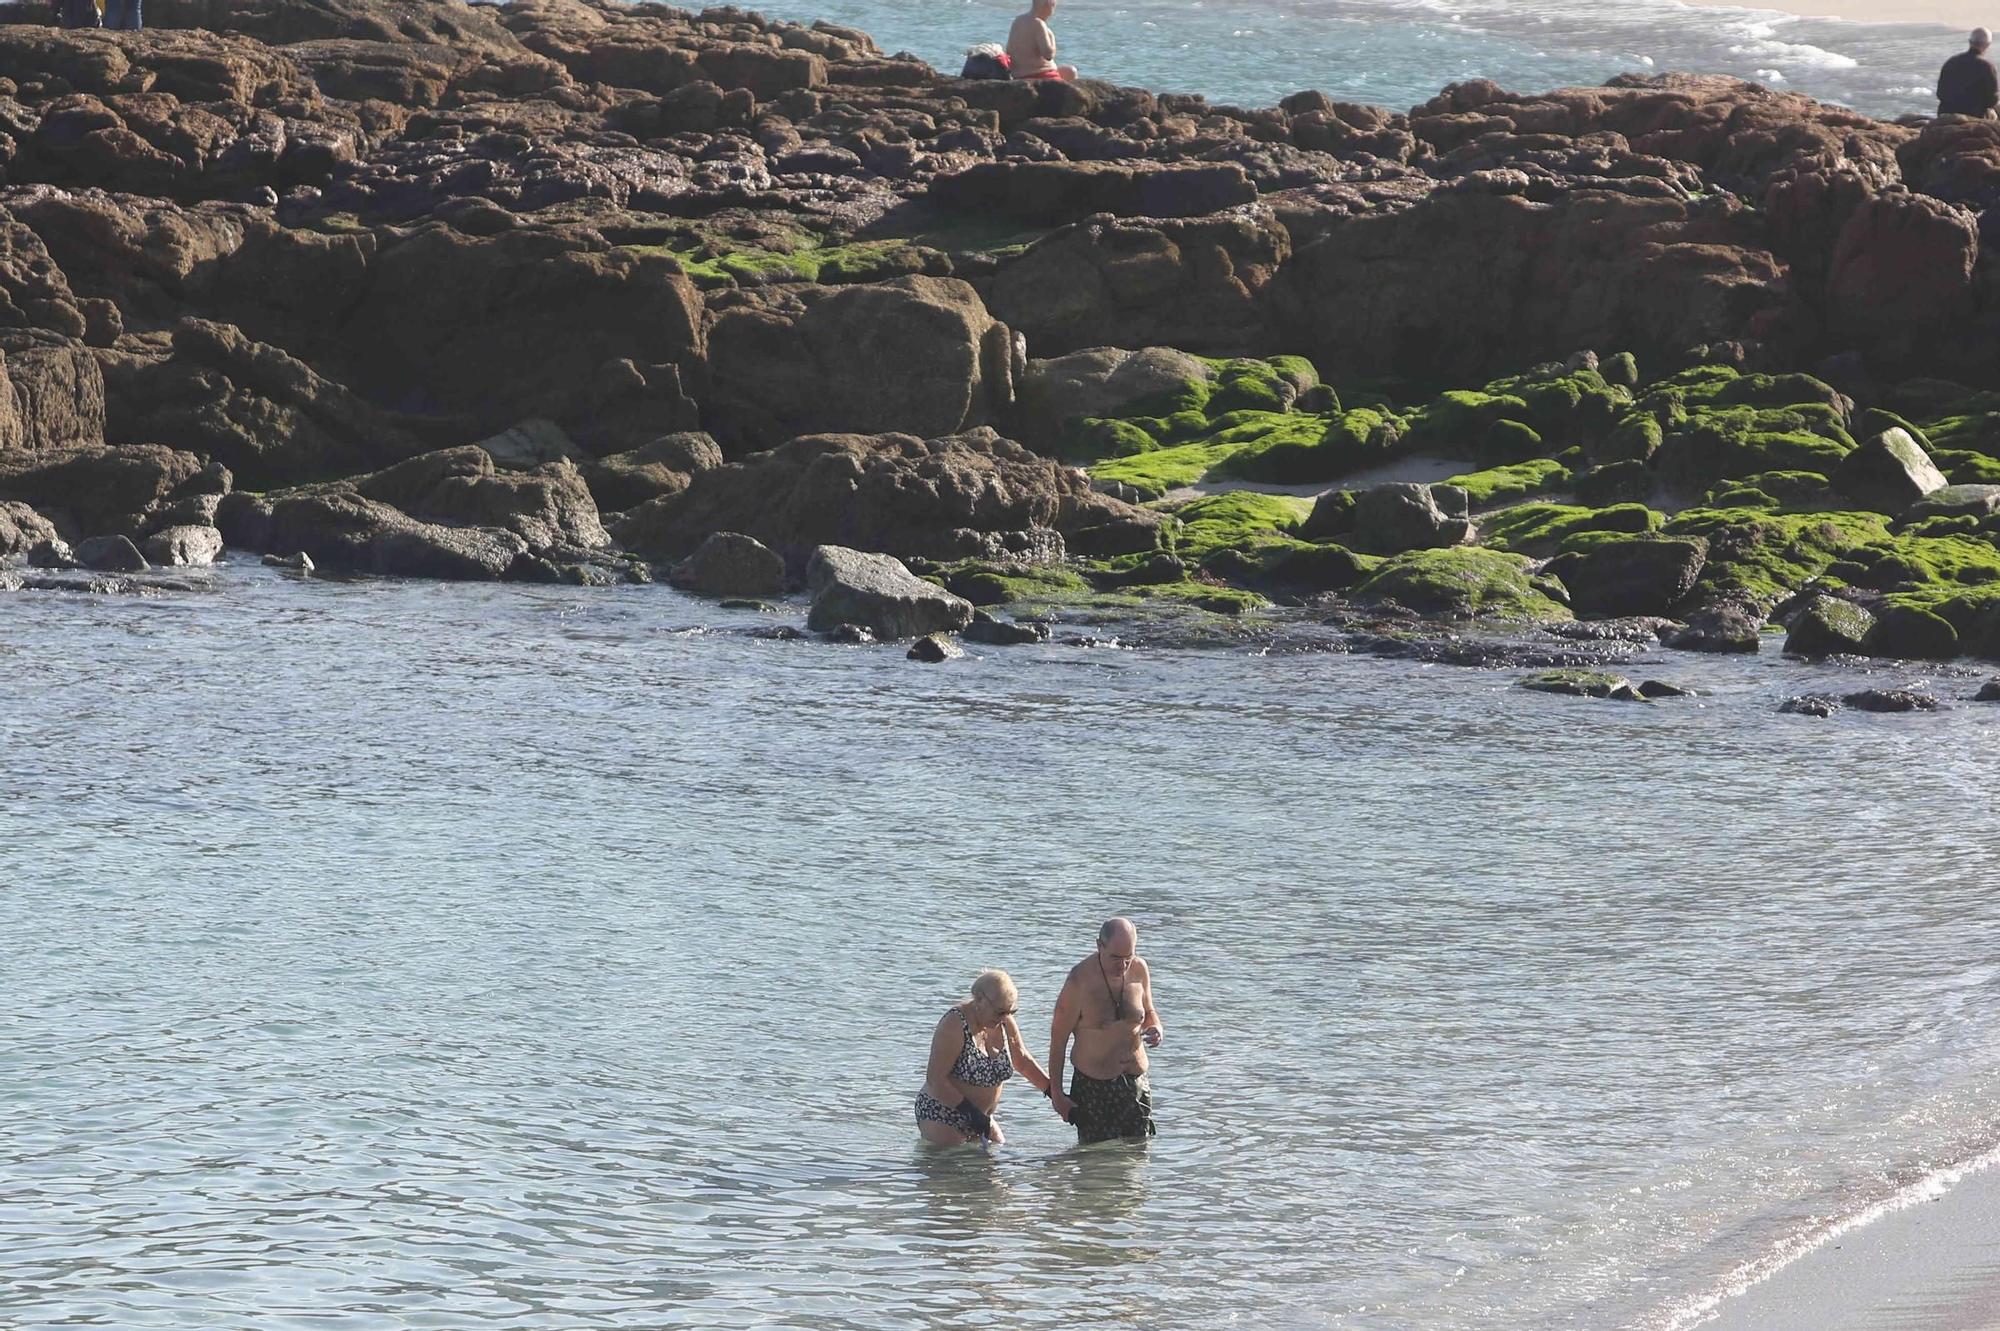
1684, 0, 1984, 30
1696, 1158, 2000, 1331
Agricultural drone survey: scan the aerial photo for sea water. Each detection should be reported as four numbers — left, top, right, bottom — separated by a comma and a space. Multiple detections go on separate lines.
744, 0, 1948, 121
3, 568, 2000, 1328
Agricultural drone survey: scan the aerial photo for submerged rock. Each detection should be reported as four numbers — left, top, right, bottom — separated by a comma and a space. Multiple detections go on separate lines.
805, 545, 974, 640
1518, 669, 1647, 700
906, 633, 965, 662
963, 610, 1052, 645
1665, 605, 1763, 654
1780, 694, 1841, 717
1842, 688, 1941, 713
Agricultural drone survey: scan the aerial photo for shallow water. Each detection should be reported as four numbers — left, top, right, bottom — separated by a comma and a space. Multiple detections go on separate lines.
4, 568, 2000, 1329
745, 0, 1948, 120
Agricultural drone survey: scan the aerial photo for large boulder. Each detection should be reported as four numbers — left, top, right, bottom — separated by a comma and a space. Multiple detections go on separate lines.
1831, 428, 1947, 512
142, 524, 224, 567
1907, 484, 2000, 520
101, 319, 426, 489
1543, 535, 1707, 617
1825, 193, 1978, 358
805, 545, 973, 639
0, 500, 57, 558
582, 432, 723, 512
1863, 602, 1960, 660
342, 226, 705, 436
0, 443, 207, 534
613, 428, 1159, 563
1783, 593, 1875, 656
670, 531, 785, 597
1276, 187, 1786, 382
75, 533, 148, 572
1009, 346, 1215, 447
703, 275, 1017, 450
217, 489, 527, 580
1350, 482, 1474, 553
989, 210, 1290, 357
0, 330, 105, 455
351, 446, 610, 550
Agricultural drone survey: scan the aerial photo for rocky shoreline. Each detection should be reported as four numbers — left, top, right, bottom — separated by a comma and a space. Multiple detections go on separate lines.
4, 0, 2000, 685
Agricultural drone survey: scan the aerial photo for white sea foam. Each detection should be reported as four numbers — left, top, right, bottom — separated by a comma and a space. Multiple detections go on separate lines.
1653, 1142, 2000, 1331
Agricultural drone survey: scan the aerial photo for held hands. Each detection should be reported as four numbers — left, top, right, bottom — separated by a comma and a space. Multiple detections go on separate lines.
985, 1119, 1005, 1146
1049, 1088, 1074, 1123
1142, 1025, 1163, 1048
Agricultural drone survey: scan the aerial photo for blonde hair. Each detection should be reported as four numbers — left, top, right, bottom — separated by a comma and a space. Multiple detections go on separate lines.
970, 969, 1018, 1009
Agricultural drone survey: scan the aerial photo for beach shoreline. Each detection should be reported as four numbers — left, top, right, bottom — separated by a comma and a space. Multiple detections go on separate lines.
1683, 1151, 2000, 1331
1682, 0, 1978, 32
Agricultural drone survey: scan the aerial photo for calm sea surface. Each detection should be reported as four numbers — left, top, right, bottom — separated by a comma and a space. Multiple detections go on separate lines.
3, 567, 1999, 1329
744, 0, 1950, 120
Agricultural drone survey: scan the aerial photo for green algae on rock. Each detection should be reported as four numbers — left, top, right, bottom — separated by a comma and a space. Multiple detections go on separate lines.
1355, 547, 1573, 621
1518, 669, 1647, 701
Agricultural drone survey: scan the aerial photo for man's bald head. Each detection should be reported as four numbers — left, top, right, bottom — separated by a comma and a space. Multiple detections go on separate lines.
1976, 26, 1993, 51
1098, 916, 1136, 947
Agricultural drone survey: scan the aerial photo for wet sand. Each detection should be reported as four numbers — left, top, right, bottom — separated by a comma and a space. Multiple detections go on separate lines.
1698, 1160, 2000, 1331
1683, 0, 1980, 30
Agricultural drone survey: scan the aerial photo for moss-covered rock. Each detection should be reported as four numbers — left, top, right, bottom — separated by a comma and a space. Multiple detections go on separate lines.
1596, 412, 1665, 464
1783, 593, 1875, 656
1478, 418, 1546, 467
1355, 546, 1572, 621
1543, 535, 1707, 618
1481, 502, 1659, 555
1663, 508, 1891, 611
1518, 669, 1645, 700
1841, 532, 2000, 592
1403, 389, 1533, 457
932, 561, 1093, 606
1832, 428, 1948, 513
1863, 602, 1961, 660
1906, 484, 2000, 520
1445, 458, 1570, 508
1166, 491, 1313, 560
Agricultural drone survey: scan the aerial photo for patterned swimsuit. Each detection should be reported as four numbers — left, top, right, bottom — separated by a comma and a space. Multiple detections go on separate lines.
914, 1007, 1012, 1135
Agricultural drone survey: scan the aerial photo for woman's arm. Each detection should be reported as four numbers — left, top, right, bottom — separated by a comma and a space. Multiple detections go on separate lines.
922, 1013, 966, 1103
1002, 1014, 1053, 1093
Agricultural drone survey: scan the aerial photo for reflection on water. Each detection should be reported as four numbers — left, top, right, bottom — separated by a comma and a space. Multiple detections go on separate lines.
2, 569, 2000, 1330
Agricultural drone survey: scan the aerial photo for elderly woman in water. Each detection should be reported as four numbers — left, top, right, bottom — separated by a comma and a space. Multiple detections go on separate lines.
915, 969, 1055, 1146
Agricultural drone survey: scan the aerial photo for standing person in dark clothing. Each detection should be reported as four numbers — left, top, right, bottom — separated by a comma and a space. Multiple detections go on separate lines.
102, 0, 141, 29
1939, 29, 2000, 118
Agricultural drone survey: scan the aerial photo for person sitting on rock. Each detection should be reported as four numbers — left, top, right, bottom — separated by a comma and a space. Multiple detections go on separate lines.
1938, 28, 1999, 118
1008, 0, 1078, 82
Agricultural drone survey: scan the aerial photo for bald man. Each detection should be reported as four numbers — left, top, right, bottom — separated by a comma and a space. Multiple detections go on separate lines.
1048, 916, 1163, 1142
1939, 29, 1999, 118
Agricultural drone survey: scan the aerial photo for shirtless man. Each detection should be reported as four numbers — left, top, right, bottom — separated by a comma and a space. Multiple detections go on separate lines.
1048, 917, 1163, 1142
1006, 0, 1078, 82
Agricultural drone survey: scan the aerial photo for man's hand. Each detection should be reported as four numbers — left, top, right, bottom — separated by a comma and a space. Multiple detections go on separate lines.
1142, 1025, 1163, 1048
1050, 1089, 1074, 1123
986, 1119, 1005, 1146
